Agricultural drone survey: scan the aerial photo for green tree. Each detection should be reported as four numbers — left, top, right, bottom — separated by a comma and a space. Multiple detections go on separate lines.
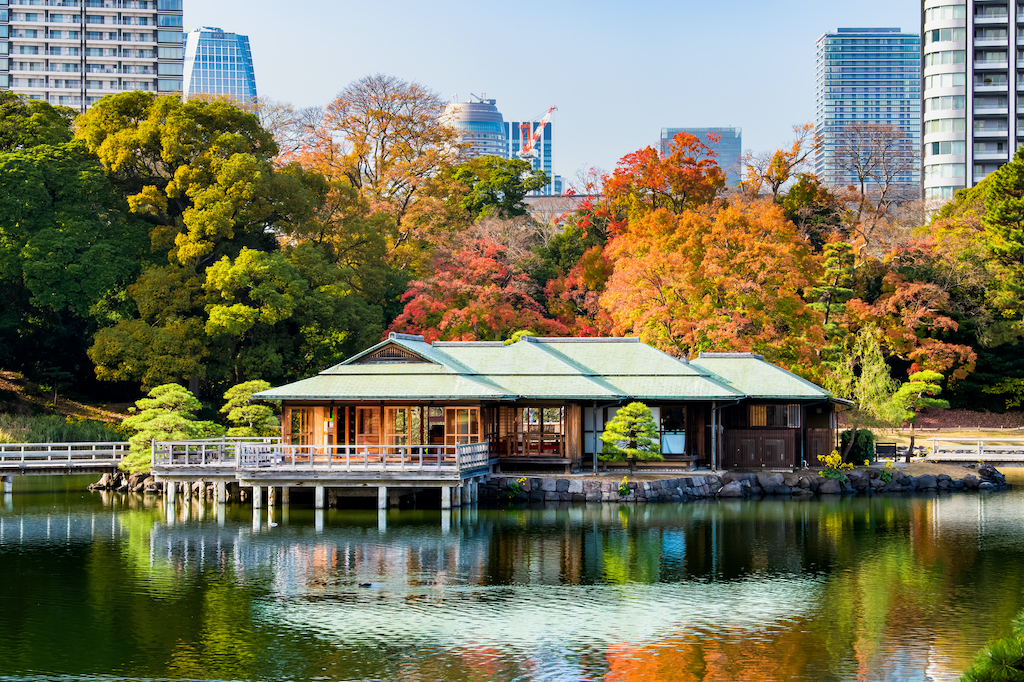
74, 92, 319, 270
599, 402, 663, 474
449, 155, 548, 219
961, 609, 1024, 682
220, 380, 279, 437
982, 147, 1024, 325
0, 141, 148, 380
826, 327, 905, 461
891, 369, 949, 461
0, 91, 76, 152
120, 383, 225, 473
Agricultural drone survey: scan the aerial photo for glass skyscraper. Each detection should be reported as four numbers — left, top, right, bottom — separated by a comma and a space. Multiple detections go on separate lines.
921, 0, 1024, 201
659, 127, 743, 186
815, 28, 922, 187
0, 0, 184, 111
182, 27, 256, 101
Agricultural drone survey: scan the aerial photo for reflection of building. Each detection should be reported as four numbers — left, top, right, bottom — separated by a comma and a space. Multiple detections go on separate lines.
659, 127, 743, 187
0, 0, 184, 111
441, 96, 508, 159
183, 27, 257, 101
257, 334, 840, 471
814, 28, 921, 187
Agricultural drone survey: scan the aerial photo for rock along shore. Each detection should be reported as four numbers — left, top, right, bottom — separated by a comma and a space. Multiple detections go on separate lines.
479, 465, 1011, 504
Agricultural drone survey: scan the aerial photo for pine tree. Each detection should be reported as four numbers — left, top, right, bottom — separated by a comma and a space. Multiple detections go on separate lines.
599, 402, 662, 474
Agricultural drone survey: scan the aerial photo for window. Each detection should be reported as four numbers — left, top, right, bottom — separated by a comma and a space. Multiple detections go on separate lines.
749, 404, 801, 428
924, 118, 966, 134
157, 0, 181, 8
286, 408, 312, 445
925, 163, 966, 179
924, 4, 966, 20
157, 62, 182, 75
926, 28, 966, 44
158, 46, 183, 59
157, 78, 181, 91
929, 140, 965, 155
923, 50, 965, 67
925, 73, 966, 89
925, 95, 965, 111
157, 30, 181, 43
157, 14, 182, 26
446, 407, 480, 446
384, 407, 411, 446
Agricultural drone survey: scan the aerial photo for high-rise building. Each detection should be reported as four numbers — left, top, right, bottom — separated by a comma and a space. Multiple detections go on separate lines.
921, 1, 1022, 201
815, 28, 922, 187
659, 126, 743, 186
183, 27, 256, 101
440, 96, 508, 159
505, 119, 562, 195
0, 0, 184, 111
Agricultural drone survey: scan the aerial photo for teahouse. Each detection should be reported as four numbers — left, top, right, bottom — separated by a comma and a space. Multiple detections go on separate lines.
254, 333, 840, 471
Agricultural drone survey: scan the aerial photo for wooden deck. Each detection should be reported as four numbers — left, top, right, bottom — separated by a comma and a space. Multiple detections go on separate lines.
151, 438, 497, 509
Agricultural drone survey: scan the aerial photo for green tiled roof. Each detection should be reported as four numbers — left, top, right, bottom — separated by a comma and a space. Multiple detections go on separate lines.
255, 335, 830, 403
690, 353, 830, 400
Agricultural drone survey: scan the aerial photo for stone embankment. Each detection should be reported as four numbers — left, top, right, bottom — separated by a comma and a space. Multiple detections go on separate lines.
90, 471, 162, 494
481, 465, 1010, 504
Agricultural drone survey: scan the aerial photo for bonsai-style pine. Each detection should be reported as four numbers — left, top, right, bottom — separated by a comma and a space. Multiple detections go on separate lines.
599, 402, 663, 474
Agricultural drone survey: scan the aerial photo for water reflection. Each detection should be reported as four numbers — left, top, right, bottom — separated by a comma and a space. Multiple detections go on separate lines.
0, 489, 1023, 681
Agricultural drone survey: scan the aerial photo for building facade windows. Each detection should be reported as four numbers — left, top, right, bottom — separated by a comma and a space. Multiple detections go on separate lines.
182, 27, 257, 101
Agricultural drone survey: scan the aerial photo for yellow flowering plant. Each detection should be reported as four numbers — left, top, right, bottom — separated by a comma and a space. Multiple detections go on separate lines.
818, 450, 854, 482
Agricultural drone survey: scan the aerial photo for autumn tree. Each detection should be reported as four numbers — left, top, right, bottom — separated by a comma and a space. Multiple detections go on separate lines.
602, 131, 726, 223
742, 123, 820, 201
829, 122, 920, 252
600, 198, 826, 373
312, 74, 461, 264
780, 173, 846, 251
389, 238, 567, 341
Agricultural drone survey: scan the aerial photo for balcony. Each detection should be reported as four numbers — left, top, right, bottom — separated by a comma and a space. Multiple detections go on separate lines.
974, 128, 1010, 138
974, 151, 1009, 161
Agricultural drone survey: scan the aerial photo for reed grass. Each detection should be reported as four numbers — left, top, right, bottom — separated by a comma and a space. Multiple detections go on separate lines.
0, 414, 123, 444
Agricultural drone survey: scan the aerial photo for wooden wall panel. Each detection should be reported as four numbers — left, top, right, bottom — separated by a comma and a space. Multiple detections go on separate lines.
567, 403, 581, 464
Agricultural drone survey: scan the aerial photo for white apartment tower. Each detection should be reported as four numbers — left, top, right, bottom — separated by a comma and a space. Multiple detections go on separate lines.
0, 0, 184, 112
921, 0, 1023, 200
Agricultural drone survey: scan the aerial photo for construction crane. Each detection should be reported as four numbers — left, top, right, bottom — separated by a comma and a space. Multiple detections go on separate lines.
517, 106, 557, 162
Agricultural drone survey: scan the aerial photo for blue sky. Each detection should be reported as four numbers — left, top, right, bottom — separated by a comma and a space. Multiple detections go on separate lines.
187, 0, 919, 185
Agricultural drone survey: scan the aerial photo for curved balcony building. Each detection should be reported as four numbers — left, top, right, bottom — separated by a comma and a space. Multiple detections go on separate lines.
440, 96, 508, 159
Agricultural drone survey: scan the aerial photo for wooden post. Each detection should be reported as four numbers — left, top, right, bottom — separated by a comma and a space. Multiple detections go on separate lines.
216, 481, 226, 504
252, 486, 262, 509
378, 485, 388, 510
165, 480, 176, 502
281, 486, 290, 505
315, 485, 325, 509
3, 475, 13, 494
461, 482, 470, 506
440, 485, 451, 510
268, 486, 277, 507
452, 485, 462, 508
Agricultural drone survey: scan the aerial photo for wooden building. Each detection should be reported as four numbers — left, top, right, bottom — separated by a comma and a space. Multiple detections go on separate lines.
254, 334, 841, 471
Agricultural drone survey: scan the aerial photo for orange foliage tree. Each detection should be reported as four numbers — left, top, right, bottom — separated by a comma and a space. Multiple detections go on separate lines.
600, 198, 826, 373
742, 123, 820, 201
389, 239, 567, 342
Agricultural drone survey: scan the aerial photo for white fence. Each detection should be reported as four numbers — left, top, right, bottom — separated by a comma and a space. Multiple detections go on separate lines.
929, 437, 1024, 461
0, 441, 128, 470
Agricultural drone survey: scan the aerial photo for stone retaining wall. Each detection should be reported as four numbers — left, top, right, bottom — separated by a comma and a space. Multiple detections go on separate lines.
481, 465, 1010, 504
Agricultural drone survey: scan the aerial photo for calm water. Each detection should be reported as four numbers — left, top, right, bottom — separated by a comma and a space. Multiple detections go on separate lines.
2, 475, 1024, 682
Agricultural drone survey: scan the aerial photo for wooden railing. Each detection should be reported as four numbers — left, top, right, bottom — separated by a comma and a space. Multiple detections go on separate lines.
0, 441, 128, 469
501, 433, 566, 457
152, 437, 280, 467
237, 440, 492, 473
153, 438, 493, 475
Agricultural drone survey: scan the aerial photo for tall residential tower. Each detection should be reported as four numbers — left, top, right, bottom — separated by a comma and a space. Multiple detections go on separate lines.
182, 27, 256, 101
815, 28, 922, 187
921, 0, 1023, 200
0, 0, 184, 111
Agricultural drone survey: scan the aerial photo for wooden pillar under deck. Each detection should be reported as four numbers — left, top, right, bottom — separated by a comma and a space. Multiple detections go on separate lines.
252, 486, 262, 509
315, 485, 325, 509
440, 485, 451, 510
378, 485, 388, 510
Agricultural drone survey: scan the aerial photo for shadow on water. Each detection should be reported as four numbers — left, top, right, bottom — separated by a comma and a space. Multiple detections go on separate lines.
1, 476, 1023, 681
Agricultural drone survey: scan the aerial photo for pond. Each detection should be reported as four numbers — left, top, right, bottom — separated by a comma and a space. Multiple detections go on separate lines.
1, 475, 1023, 681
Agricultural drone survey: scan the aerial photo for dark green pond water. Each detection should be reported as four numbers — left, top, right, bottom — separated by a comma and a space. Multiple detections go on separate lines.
2, 474, 1024, 682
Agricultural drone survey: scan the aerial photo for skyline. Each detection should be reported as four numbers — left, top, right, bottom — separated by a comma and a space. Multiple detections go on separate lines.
175, 0, 918, 185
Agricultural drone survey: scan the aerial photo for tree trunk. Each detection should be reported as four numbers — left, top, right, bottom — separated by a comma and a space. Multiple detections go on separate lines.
906, 433, 915, 463
841, 413, 862, 462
